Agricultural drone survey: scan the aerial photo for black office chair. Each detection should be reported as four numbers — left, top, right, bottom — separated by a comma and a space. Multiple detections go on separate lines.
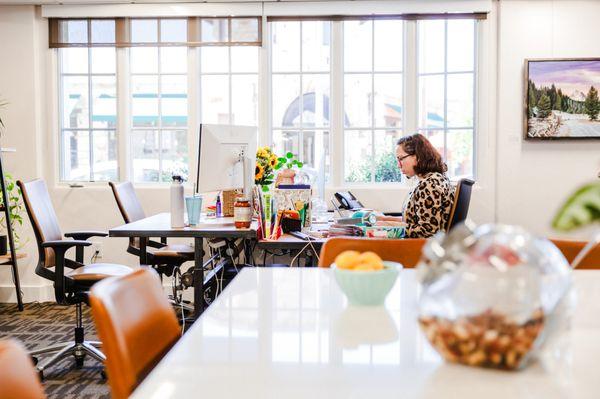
17, 179, 132, 379
108, 181, 194, 309
447, 178, 475, 231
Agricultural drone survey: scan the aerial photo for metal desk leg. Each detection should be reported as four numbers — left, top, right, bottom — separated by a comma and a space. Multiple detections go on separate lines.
139, 237, 148, 265
194, 237, 204, 318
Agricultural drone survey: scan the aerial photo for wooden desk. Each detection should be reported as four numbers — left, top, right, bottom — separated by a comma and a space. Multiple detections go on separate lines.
132, 268, 600, 399
109, 213, 256, 317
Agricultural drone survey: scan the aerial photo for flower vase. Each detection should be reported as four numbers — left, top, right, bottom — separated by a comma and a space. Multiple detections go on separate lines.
276, 169, 296, 187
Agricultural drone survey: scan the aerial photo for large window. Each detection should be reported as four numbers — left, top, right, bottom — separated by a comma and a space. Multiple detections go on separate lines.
343, 20, 403, 183
417, 19, 475, 179
270, 18, 477, 184
200, 44, 259, 125
59, 21, 118, 181
270, 21, 331, 180
55, 16, 477, 185
55, 17, 260, 184
129, 19, 189, 183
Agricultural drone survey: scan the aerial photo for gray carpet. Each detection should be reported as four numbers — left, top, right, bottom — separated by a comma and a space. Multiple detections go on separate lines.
0, 302, 109, 399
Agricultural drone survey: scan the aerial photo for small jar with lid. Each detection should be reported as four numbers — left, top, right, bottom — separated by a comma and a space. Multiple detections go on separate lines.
234, 197, 252, 229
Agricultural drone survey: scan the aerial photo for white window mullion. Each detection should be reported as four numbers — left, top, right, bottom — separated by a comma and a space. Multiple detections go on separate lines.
87, 48, 95, 181
117, 47, 129, 181
188, 47, 199, 189
331, 20, 344, 187
228, 47, 233, 124
370, 21, 375, 183
261, 14, 271, 147
443, 20, 448, 162
298, 22, 304, 163
405, 21, 417, 138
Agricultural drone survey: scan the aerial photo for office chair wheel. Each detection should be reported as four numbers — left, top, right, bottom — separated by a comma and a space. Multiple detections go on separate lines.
31, 356, 38, 366
38, 370, 44, 381
100, 369, 107, 380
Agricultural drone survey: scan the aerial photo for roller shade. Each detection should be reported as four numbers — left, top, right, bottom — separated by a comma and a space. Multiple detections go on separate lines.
264, 0, 491, 18
49, 17, 262, 48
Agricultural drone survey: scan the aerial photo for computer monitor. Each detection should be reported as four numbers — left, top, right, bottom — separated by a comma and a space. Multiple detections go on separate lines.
195, 124, 257, 197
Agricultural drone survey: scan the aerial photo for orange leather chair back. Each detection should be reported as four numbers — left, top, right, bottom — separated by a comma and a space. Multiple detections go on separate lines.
0, 339, 46, 399
318, 237, 427, 268
550, 239, 600, 269
90, 269, 180, 399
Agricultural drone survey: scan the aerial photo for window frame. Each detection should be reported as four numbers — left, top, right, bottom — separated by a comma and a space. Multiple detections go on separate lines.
58, 46, 119, 182
269, 18, 479, 187
341, 19, 405, 184
129, 43, 190, 183
415, 19, 478, 181
54, 16, 480, 187
269, 20, 333, 180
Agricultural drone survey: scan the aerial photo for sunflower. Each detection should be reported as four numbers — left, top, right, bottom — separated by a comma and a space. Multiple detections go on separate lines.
255, 163, 265, 181
257, 148, 268, 159
269, 156, 278, 167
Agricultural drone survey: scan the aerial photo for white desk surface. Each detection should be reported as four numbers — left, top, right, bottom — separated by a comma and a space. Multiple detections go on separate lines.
131, 268, 600, 399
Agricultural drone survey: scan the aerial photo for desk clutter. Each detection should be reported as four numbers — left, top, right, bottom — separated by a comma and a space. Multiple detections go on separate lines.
254, 185, 312, 240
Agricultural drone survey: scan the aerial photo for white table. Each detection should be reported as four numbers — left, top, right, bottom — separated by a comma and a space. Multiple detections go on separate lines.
132, 269, 600, 399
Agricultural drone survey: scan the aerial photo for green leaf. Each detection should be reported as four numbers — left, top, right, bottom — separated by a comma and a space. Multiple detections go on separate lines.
286, 152, 293, 159
261, 185, 270, 192
552, 182, 600, 231
297, 162, 303, 168
278, 157, 286, 163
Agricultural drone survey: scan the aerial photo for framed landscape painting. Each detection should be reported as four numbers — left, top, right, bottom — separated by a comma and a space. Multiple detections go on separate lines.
525, 58, 600, 140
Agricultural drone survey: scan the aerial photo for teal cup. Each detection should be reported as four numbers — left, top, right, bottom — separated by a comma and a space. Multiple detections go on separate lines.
185, 196, 202, 226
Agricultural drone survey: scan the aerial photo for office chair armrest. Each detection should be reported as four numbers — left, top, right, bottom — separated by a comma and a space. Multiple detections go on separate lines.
148, 239, 167, 249
42, 240, 92, 305
64, 231, 108, 241
42, 240, 92, 249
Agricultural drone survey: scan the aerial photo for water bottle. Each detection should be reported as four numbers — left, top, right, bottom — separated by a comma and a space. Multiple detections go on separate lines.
170, 175, 185, 228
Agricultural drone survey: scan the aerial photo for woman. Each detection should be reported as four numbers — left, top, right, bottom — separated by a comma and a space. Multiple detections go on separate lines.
379, 133, 454, 238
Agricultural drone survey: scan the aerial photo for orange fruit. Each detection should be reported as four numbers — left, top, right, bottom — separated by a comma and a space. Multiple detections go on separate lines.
334, 250, 361, 270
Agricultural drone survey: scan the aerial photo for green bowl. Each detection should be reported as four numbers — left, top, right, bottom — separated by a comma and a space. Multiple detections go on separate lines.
333, 261, 402, 306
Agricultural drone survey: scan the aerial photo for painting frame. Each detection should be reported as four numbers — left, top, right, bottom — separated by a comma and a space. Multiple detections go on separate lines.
524, 58, 600, 140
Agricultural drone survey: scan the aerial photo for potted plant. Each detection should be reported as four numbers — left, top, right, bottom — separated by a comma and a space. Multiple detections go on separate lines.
0, 173, 25, 254
274, 152, 303, 187
0, 99, 25, 253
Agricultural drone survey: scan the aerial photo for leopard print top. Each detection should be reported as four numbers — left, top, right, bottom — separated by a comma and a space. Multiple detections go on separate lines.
402, 172, 455, 238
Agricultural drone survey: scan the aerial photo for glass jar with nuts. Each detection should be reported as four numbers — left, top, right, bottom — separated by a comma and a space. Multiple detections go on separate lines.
417, 223, 573, 370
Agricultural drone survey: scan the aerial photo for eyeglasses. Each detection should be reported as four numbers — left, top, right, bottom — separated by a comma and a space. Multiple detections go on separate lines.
396, 154, 413, 163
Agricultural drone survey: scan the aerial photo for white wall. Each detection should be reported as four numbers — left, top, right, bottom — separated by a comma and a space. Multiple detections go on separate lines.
497, 0, 600, 239
0, 0, 599, 302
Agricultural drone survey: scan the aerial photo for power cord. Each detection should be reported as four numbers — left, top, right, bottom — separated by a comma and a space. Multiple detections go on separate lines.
90, 249, 100, 264
289, 239, 320, 267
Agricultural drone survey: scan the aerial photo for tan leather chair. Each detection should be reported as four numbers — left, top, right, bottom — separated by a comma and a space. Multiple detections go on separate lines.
0, 339, 46, 399
108, 182, 194, 305
551, 239, 600, 269
318, 237, 426, 268
17, 179, 132, 379
90, 269, 180, 399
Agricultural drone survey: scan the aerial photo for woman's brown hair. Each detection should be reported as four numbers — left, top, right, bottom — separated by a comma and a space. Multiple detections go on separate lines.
396, 133, 447, 175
